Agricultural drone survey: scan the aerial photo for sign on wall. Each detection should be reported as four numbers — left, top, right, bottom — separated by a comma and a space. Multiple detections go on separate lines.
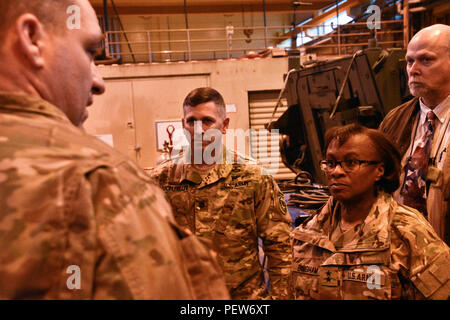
155, 120, 189, 151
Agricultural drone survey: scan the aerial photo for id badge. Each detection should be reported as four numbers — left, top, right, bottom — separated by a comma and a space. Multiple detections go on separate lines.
426, 166, 442, 184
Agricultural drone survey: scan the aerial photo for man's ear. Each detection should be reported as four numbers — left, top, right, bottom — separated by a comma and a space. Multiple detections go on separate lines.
15, 14, 46, 68
221, 117, 230, 134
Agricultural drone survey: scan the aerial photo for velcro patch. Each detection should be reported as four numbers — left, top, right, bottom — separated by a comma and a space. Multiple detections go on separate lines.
296, 264, 319, 275
319, 268, 339, 287
162, 185, 188, 192
343, 269, 386, 285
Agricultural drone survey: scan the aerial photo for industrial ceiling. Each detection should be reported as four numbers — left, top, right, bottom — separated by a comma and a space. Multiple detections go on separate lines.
89, 0, 337, 15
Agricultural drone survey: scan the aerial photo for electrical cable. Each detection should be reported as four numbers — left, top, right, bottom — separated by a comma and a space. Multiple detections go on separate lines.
279, 170, 330, 212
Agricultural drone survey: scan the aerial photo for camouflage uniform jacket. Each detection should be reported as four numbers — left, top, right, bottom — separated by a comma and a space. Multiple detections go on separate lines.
0, 93, 229, 299
148, 150, 292, 299
290, 192, 450, 299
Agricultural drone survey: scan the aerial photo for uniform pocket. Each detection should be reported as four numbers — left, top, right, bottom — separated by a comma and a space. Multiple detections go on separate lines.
214, 189, 256, 241
170, 222, 230, 300
163, 187, 194, 229
290, 240, 323, 299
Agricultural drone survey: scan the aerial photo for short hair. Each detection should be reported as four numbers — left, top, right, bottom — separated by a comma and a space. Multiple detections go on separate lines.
183, 87, 226, 119
0, 0, 73, 41
323, 123, 401, 194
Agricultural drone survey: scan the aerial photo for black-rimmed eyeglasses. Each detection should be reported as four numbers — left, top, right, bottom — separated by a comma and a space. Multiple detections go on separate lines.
320, 159, 381, 173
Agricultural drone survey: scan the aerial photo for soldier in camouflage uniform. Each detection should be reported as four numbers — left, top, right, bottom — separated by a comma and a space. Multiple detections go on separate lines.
149, 87, 292, 299
290, 124, 450, 299
0, 0, 229, 299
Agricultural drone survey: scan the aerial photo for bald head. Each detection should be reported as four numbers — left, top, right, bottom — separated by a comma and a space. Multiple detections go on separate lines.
0, 0, 105, 128
0, 0, 74, 41
406, 24, 450, 107
409, 24, 450, 53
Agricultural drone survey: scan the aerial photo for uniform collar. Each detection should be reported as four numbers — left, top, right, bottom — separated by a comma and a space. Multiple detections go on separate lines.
0, 91, 72, 125
293, 192, 394, 253
170, 146, 234, 187
182, 163, 233, 187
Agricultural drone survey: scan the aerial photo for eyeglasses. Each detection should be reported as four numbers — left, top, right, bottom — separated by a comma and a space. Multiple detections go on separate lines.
320, 159, 381, 173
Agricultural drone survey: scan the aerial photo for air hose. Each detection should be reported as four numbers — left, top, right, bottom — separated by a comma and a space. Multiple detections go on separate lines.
279, 171, 330, 212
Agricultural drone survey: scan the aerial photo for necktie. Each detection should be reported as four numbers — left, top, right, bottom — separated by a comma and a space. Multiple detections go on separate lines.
401, 111, 436, 216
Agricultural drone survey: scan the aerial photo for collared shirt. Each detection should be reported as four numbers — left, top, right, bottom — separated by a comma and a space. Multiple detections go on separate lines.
290, 193, 450, 300
148, 149, 292, 299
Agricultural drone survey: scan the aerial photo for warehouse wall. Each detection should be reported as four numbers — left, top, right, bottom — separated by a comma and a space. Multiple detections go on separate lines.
85, 56, 289, 168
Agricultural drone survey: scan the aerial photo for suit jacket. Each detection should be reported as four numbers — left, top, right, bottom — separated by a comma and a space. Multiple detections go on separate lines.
379, 97, 450, 245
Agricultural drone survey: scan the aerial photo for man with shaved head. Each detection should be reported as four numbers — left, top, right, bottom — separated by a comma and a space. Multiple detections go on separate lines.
380, 24, 450, 245
0, 0, 229, 299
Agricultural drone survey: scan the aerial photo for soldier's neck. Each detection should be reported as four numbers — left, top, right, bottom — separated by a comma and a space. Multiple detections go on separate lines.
188, 145, 222, 169
339, 194, 377, 230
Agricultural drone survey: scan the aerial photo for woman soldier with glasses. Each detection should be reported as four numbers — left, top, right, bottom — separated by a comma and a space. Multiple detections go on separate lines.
289, 123, 449, 300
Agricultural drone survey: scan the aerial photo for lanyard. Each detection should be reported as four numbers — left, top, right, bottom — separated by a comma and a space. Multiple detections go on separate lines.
430, 113, 450, 165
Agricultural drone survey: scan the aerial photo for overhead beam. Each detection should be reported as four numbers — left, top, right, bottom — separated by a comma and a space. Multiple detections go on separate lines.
280, 0, 368, 40
92, 2, 334, 15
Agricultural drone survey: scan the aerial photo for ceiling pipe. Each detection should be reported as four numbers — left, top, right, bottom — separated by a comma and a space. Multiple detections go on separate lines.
263, 0, 267, 27
110, 0, 136, 63
403, 0, 409, 48
336, 0, 340, 55
103, 0, 109, 32
184, 0, 189, 29
291, 1, 297, 48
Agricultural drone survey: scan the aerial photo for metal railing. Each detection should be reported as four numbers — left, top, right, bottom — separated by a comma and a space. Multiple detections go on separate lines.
103, 20, 404, 64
